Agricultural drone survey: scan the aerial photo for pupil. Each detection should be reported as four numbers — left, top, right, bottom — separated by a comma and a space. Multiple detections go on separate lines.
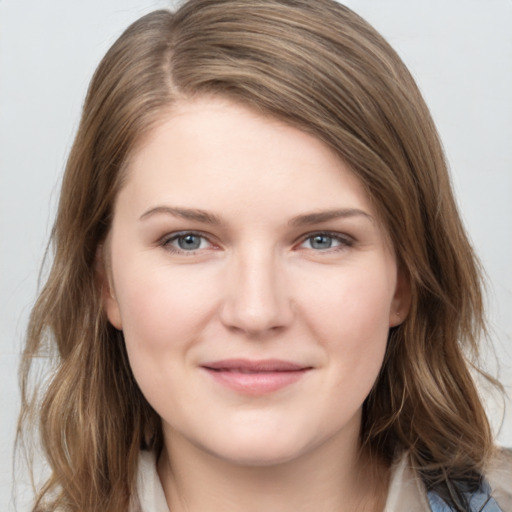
179, 235, 201, 250
312, 235, 332, 249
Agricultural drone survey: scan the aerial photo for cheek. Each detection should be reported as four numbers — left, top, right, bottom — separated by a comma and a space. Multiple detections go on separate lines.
112, 259, 223, 370
296, 261, 394, 374
112, 264, 215, 410
302, 259, 394, 329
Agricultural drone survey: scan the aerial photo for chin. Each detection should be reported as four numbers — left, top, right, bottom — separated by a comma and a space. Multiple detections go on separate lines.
209, 444, 306, 467
196, 428, 319, 467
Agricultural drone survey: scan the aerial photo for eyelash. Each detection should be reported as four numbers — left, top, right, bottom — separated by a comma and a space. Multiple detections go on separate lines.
159, 231, 355, 255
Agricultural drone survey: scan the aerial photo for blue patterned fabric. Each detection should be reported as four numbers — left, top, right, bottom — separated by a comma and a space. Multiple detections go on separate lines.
427, 479, 504, 511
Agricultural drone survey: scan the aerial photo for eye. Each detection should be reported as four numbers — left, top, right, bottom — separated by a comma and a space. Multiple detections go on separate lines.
299, 232, 353, 251
161, 231, 213, 253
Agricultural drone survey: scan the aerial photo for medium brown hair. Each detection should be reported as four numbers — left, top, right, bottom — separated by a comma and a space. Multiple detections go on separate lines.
18, 1, 497, 510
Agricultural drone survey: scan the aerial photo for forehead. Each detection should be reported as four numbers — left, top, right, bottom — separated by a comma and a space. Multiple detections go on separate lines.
116, 96, 384, 231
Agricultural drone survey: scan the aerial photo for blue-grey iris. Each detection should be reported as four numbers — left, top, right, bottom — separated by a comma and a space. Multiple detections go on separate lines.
310, 235, 333, 249
178, 234, 202, 250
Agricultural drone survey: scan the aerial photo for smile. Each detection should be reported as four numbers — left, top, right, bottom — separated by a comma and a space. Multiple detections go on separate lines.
201, 359, 312, 395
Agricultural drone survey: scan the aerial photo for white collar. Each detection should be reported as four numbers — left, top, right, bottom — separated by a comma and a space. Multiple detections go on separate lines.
132, 450, 430, 512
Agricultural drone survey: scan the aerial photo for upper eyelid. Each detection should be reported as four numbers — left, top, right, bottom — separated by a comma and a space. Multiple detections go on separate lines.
161, 230, 211, 241
296, 230, 354, 244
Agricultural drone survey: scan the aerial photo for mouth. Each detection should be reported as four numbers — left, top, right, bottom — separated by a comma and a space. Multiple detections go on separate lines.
200, 359, 312, 395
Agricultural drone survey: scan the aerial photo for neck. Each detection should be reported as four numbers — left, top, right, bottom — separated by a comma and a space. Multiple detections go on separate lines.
157, 429, 389, 512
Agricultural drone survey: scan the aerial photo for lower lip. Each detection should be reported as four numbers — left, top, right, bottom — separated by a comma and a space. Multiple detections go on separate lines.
202, 368, 309, 395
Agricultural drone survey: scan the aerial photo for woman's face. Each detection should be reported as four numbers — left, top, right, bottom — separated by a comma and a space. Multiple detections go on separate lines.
104, 97, 410, 465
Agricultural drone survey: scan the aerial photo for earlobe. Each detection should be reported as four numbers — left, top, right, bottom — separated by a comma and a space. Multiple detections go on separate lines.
104, 285, 123, 331
95, 244, 123, 330
389, 270, 412, 327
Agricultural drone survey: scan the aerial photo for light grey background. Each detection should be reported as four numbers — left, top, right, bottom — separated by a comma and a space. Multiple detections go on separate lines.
1, 1, 511, 510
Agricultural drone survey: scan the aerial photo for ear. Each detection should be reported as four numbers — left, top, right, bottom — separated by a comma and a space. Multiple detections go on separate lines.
96, 244, 123, 330
389, 269, 412, 327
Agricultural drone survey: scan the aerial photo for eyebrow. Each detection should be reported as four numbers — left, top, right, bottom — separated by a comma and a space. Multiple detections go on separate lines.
139, 205, 373, 226
288, 209, 374, 226
139, 206, 221, 224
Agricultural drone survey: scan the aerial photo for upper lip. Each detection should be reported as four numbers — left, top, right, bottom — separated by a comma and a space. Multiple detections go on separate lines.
201, 359, 311, 372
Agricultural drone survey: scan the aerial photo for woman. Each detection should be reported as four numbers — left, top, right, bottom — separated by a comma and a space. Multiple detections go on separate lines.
18, 0, 511, 511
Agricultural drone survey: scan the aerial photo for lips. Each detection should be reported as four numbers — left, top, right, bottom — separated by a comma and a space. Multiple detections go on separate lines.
201, 359, 312, 395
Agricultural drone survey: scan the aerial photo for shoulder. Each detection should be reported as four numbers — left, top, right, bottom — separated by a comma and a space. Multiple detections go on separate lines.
487, 447, 512, 511
385, 449, 512, 512
427, 448, 512, 512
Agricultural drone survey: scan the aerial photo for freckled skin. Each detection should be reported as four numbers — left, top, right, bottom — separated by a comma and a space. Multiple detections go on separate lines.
104, 97, 409, 472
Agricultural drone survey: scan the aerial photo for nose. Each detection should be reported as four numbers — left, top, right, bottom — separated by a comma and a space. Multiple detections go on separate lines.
219, 249, 294, 336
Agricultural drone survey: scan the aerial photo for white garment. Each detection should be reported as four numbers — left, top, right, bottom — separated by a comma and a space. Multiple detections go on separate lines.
131, 451, 169, 512
131, 449, 512, 512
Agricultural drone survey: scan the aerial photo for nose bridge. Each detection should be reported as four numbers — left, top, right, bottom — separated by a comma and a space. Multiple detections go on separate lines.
220, 245, 292, 334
